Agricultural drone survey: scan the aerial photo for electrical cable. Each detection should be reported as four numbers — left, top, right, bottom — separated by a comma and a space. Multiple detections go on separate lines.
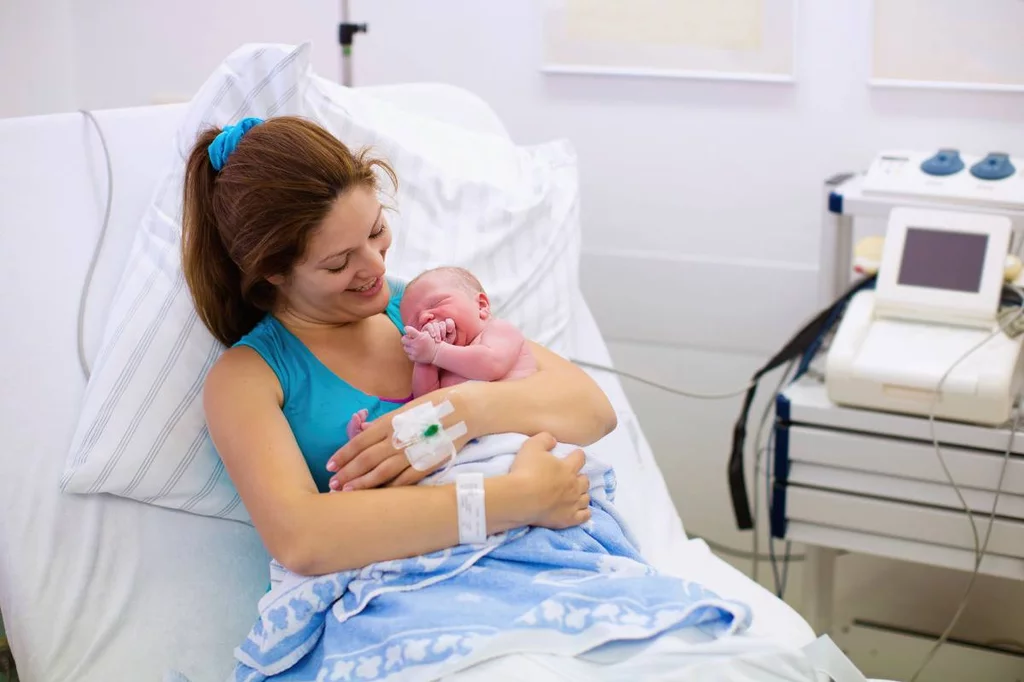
569, 358, 754, 400
752, 358, 798, 583
571, 358, 808, 572
909, 412, 1016, 682
77, 110, 114, 381
908, 298, 1024, 682
685, 533, 806, 563
765, 410, 794, 599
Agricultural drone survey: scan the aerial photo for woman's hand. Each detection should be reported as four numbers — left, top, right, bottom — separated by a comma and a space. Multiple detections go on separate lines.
326, 387, 477, 491
508, 433, 591, 530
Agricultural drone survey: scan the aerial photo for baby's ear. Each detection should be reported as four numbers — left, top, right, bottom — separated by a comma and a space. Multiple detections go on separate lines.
477, 291, 492, 320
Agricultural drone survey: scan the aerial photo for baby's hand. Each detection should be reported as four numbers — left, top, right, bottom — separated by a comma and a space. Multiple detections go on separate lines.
423, 318, 456, 344
402, 326, 439, 364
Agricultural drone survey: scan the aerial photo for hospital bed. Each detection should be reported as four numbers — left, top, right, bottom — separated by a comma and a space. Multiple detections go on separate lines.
0, 71, 822, 681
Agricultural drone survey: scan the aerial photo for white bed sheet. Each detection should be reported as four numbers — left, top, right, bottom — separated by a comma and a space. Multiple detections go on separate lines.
0, 88, 812, 682
570, 297, 815, 648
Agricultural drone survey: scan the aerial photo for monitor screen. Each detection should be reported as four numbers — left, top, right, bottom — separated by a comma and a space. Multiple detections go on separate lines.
897, 227, 989, 293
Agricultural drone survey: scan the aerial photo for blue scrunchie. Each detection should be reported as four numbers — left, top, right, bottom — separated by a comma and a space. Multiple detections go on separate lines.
208, 116, 264, 171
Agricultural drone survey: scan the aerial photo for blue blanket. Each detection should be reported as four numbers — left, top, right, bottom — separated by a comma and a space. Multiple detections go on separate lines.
232, 436, 752, 681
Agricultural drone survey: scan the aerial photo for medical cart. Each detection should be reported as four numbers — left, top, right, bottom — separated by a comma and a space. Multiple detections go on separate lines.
769, 159, 1024, 666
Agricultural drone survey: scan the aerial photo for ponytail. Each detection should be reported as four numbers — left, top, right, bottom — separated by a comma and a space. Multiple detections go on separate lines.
182, 128, 263, 347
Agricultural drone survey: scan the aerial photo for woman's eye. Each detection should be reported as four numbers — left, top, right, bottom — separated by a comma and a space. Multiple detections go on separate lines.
370, 224, 387, 240
326, 260, 349, 273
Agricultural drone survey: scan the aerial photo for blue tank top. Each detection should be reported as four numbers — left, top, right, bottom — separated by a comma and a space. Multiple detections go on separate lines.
233, 279, 411, 492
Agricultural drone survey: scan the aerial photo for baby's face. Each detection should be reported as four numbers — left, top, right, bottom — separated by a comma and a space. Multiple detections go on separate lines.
400, 274, 488, 345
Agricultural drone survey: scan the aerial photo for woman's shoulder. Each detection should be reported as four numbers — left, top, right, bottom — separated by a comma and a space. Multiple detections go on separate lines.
206, 315, 289, 400
233, 313, 281, 349
205, 344, 283, 403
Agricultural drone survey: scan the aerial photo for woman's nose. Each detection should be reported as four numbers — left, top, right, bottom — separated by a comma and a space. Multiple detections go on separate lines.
358, 246, 386, 280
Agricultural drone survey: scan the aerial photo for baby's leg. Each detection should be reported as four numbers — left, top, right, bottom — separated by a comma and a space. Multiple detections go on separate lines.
346, 409, 369, 440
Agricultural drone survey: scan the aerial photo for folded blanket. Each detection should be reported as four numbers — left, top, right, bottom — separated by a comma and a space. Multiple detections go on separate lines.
233, 434, 752, 682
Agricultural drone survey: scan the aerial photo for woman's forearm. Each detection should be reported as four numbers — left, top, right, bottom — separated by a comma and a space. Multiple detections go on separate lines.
471, 347, 617, 446
280, 475, 530, 575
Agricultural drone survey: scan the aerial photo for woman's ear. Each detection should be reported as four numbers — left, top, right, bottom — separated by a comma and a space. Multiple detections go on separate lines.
267, 274, 286, 287
477, 292, 492, 320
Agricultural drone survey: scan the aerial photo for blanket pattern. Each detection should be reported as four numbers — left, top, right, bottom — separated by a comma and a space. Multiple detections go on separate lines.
232, 435, 752, 682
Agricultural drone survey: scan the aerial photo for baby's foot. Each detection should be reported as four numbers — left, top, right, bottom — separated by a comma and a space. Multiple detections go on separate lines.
346, 409, 369, 440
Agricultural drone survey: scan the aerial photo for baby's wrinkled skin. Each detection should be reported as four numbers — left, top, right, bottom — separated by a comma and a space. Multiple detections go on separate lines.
346, 268, 536, 439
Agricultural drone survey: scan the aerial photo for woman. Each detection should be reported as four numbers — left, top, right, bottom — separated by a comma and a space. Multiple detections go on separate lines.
181, 116, 617, 577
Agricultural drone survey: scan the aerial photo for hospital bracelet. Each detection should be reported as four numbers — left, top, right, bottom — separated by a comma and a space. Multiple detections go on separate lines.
455, 473, 486, 544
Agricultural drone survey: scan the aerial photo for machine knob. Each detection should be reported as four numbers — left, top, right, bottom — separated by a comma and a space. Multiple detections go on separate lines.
970, 152, 1016, 181
920, 148, 964, 176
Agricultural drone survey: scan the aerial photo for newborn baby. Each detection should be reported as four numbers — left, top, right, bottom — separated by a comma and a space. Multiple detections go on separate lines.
346, 267, 536, 439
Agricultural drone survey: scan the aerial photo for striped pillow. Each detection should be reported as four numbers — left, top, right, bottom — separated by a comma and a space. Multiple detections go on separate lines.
61, 42, 582, 520
61, 44, 312, 521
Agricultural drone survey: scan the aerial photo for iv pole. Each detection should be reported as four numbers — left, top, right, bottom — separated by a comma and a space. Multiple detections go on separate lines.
339, 0, 368, 87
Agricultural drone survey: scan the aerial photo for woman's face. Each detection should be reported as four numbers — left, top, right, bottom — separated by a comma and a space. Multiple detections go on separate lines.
271, 184, 393, 325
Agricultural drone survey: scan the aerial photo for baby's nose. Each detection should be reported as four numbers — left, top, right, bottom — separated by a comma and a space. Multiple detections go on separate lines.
418, 311, 434, 326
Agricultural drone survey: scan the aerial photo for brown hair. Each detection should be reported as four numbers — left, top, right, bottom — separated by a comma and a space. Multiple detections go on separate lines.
182, 116, 396, 346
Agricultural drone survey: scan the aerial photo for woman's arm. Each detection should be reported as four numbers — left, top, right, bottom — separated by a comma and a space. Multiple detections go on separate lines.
473, 340, 616, 445
204, 347, 589, 576
328, 341, 617, 491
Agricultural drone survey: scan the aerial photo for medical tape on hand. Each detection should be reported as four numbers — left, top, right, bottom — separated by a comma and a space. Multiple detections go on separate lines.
391, 400, 467, 472
456, 472, 486, 544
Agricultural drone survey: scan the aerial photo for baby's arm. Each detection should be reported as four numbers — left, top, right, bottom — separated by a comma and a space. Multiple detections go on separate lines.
433, 320, 525, 381
411, 362, 441, 397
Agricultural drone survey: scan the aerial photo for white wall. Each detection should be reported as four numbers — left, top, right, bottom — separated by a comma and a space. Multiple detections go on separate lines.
69, 0, 340, 111
1, 0, 340, 117
347, 0, 1024, 675
0, 0, 78, 118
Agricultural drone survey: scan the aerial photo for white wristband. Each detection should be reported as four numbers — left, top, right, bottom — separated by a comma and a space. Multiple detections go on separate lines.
456, 473, 486, 545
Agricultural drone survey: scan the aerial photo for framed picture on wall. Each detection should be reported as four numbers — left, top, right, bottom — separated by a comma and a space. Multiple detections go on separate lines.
541, 0, 798, 83
870, 0, 1024, 92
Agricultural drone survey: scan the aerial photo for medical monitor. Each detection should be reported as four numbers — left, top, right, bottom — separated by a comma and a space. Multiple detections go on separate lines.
897, 228, 988, 293
875, 207, 1012, 328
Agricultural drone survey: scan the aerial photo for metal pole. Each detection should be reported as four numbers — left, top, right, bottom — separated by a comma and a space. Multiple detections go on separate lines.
341, 0, 353, 86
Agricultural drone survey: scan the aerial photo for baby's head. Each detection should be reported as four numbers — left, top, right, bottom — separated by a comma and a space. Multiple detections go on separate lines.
400, 267, 491, 346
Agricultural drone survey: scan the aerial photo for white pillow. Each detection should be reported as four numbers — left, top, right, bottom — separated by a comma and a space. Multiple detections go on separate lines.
61, 42, 583, 520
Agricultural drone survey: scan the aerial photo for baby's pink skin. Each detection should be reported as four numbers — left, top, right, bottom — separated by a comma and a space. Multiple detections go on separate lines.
343, 270, 536, 442
399, 271, 536, 397
346, 408, 369, 440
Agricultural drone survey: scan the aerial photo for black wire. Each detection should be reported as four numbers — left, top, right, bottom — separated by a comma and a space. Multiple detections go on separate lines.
780, 540, 792, 598
766, 418, 783, 596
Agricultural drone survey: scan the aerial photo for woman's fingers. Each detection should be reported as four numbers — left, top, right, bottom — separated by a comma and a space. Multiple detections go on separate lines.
340, 454, 409, 491
327, 418, 386, 472
386, 461, 431, 488
330, 438, 392, 489
526, 431, 557, 452
564, 449, 586, 473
